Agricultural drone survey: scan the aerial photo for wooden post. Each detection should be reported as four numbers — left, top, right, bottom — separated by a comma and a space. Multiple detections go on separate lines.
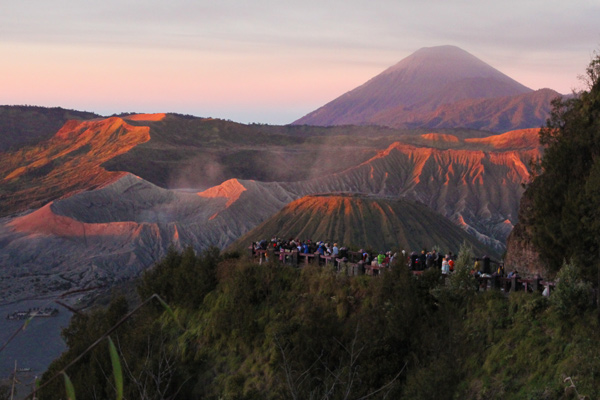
356, 261, 364, 275
533, 277, 541, 292
267, 248, 274, 264
511, 276, 519, 292
491, 275, 498, 290
11, 360, 17, 400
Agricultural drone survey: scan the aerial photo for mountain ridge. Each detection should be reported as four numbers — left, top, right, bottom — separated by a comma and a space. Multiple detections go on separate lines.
0, 110, 541, 304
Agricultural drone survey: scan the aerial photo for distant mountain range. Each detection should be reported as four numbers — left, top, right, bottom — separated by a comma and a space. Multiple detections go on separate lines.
0, 110, 541, 303
293, 45, 560, 132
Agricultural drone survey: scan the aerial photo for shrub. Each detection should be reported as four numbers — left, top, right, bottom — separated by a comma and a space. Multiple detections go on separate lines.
550, 261, 593, 318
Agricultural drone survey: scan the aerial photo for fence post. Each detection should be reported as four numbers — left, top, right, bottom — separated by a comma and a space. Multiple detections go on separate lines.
490, 275, 499, 290
267, 248, 274, 264
533, 277, 541, 292
511, 276, 519, 292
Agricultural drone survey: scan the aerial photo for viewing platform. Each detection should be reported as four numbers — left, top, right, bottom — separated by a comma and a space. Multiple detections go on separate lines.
248, 246, 556, 296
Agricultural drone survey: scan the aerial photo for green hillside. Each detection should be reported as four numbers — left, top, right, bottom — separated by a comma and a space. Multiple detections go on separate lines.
34, 247, 600, 400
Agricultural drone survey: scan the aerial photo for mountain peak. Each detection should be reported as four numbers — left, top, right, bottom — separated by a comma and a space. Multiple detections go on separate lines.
384, 45, 528, 91
293, 45, 541, 130
386, 45, 488, 73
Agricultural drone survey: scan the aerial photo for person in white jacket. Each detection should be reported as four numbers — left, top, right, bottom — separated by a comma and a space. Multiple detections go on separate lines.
441, 257, 450, 275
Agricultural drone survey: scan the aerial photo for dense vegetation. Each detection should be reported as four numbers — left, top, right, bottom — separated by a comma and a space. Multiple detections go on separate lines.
36, 244, 600, 399
527, 52, 600, 279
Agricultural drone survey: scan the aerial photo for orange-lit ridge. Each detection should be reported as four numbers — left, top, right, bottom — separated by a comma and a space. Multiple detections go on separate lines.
197, 179, 247, 208
125, 113, 167, 122
8, 203, 138, 237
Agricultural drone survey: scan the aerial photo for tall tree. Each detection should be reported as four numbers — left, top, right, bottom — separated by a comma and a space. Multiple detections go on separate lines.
528, 52, 600, 279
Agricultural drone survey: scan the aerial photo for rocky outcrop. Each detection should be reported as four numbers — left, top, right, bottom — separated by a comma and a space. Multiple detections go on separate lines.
503, 187, 548, 277
504, 223, 546, 277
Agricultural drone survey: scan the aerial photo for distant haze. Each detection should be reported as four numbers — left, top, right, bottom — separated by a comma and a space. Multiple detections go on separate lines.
0, 1, 598, 124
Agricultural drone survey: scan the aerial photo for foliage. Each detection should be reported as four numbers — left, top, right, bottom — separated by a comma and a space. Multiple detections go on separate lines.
39, 296, 130, 399
137, 245, 219, 309
444, 241, 479, 303
0, 385, 11, 400
527, 52, 600, 278
550, 262, 593, 318
37, 243, 600, 399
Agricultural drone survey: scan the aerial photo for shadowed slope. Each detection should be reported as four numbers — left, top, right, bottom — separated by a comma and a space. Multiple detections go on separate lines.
0, 106, 99, 151
391, 88, 559, 132
229, 194, 499, 257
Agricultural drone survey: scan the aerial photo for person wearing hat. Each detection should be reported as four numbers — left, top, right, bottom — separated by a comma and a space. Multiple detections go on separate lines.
332, 243, 339, 256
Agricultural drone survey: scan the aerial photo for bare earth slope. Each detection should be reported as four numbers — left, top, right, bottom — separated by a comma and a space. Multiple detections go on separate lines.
0, 173, 232, 302
229, 194, 500, 257
285, 136, 538, 250
373, 88, 559, 132
0, 115, 152, 216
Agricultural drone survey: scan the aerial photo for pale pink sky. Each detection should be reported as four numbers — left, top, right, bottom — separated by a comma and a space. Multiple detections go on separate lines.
1, 0, 598, 124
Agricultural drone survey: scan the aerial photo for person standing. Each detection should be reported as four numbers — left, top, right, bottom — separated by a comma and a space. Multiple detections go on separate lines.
441, 257, 450, 275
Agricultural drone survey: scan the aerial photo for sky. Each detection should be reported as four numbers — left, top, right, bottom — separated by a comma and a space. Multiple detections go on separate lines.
1, 0, 599, 125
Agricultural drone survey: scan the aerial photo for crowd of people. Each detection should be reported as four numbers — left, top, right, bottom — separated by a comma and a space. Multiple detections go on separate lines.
248, 237, 553, 296
252, 237, 348, 263
251, 237, 502, 276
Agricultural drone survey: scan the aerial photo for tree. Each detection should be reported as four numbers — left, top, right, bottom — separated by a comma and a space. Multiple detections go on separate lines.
0, 384, 11, 400
527, 51, 600, 280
